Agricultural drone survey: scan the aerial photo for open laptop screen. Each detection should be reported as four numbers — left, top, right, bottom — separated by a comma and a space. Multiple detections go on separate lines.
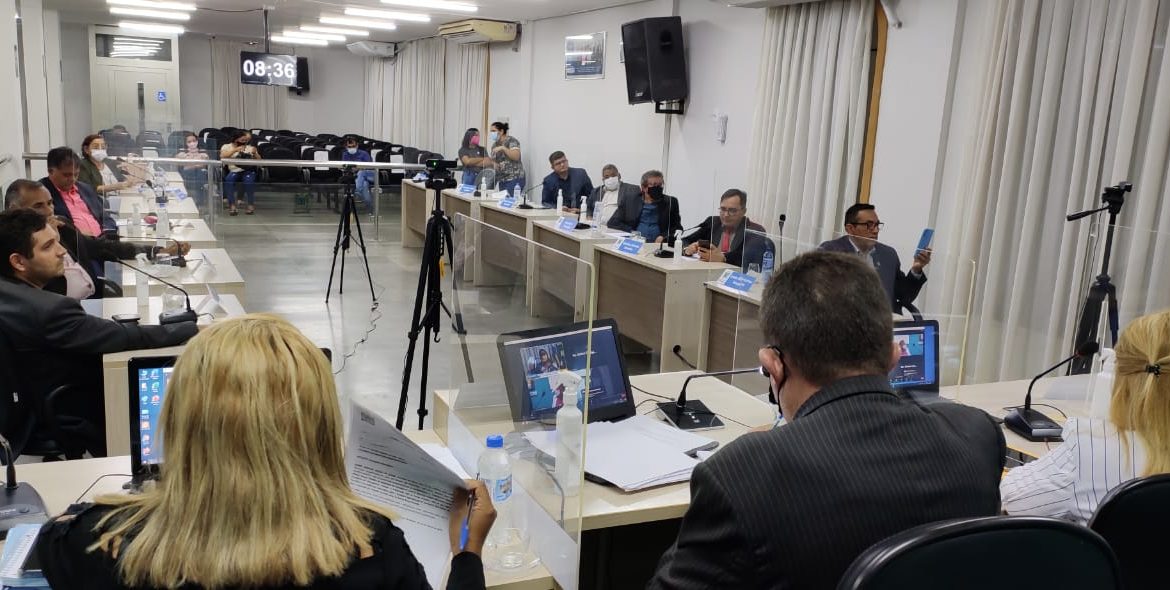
889, 320, 939, 391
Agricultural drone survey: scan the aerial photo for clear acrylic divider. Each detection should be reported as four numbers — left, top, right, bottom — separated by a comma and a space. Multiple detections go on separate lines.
435, 213, 592, 589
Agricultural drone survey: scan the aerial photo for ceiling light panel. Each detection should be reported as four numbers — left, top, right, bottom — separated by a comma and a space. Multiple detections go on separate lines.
110, 7, 191, 20
380, 0, 477, 12
300, 25, 369, 36
118, 21, 185, 33
344, 7, 430, 22
270, 34, 328, 46
320, 16, 397, 30
282, 30, 346, 41
107, 0, 196, 11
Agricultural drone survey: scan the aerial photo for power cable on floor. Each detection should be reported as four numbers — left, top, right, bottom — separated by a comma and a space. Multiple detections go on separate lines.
333, 283, 386, 376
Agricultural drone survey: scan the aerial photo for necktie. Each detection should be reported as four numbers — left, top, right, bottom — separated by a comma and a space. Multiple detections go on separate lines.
719, 229, 732, 253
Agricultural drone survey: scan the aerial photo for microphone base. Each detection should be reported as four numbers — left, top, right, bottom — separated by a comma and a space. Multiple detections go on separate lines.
1004, 407, 1064, 442
653, 249, 676, 258
159, 309, 198, 325
517, 204, 535, 209
657, 401, 725, 431
0, 483, 48, 539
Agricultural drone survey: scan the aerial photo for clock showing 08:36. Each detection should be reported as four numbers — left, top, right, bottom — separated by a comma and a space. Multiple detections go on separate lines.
240, 51, 301, 87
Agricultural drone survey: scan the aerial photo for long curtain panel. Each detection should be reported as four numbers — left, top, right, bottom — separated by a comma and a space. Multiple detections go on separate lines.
932, 0, 1170, 383
386, 37, 447, 151
446, 43, 488, 156
362, 56, 389, 139
745, 0, 873, 245
209, 38, 288, 129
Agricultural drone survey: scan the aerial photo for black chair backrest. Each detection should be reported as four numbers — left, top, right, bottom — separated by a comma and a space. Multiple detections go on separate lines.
0, 332, 34, 461
276, 129, 295, 136
102, 131, 136, 157
1089, 474, 1170, 589
263, 146, 302, 181
402, 147, 419, 165
838, 516, 1120, 590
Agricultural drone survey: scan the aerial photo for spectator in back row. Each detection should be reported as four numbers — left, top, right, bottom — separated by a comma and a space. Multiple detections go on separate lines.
341, 138, 375, 213
220, 129, 261, 216
540, 151, 592, 212
79, 134, 140, 196
40, 146, 117, 238
174, 132, 210, 209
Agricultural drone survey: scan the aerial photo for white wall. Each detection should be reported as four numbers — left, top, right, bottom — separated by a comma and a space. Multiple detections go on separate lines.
61, 21, 93, 148
0, 0, 25, 184
178, 34, 212, 130
284, 45, 367, 135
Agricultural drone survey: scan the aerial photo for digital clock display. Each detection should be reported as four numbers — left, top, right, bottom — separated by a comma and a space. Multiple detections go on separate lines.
240, 51, 302, 87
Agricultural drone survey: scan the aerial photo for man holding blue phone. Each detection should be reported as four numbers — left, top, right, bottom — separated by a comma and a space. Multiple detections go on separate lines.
818, 203, 932, 314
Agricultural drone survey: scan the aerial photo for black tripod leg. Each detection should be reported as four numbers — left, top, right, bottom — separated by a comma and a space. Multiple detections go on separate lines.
1070, 280, 1107, 375
340, 196, 352, 295
325, 193, 350, 302
418, 322, 432, 430
348, 196, 378, 301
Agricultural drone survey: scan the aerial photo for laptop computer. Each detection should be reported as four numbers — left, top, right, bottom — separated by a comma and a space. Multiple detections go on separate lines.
128, 355, 178, 487
889, 319, 941, 401
497, 318, 637, 426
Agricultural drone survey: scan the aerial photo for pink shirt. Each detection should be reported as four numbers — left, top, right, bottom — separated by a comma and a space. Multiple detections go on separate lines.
57, 183, 102, 237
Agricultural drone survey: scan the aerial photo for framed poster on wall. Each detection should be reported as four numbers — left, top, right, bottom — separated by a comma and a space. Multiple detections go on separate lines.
565, 32, 606, 79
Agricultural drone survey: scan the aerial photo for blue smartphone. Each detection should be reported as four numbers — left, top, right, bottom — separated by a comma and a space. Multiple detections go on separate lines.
917, 228, 935, 252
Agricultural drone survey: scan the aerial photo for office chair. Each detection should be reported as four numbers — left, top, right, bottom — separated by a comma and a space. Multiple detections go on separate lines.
1089, 474, 1170, 589
838, 516, 1120, 590
0, 334, 87, 461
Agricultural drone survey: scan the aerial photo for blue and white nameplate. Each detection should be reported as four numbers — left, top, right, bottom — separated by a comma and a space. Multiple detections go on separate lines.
499, 198, 516, 209
615, 237, 645, 255
718, 270, 757, 292
458, 184, 475, 193
556, 217, 579, 232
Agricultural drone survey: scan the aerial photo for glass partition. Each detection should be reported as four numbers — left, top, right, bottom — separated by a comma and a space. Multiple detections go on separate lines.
434, 214, 592, 589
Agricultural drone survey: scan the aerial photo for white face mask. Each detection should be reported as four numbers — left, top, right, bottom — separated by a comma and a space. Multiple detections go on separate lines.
603, 176, 620, 191
91, 149, 108, 162
347, 147, 358, 155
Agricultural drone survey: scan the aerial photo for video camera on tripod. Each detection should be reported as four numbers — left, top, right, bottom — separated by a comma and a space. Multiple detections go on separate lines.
424, 158, 458, 192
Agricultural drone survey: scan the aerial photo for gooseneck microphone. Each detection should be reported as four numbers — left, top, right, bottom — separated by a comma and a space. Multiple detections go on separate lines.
1004, 341, 1099, 441
114, 260, 199, 325
0, 434, 48, 538
658, 366, 766, 431
653, 193, 678, 258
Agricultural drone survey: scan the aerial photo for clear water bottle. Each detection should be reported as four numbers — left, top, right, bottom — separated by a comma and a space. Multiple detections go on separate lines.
478, 434, 528, 569
556, 189, 564, 212
156, 201, 170, 239
128, 203, 143, 238
512, 185, 521, 204
555, 389, 582, 496
761, 249, 775, 282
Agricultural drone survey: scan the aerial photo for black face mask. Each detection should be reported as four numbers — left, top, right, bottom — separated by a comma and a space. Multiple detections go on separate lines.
647, 185, 664, 201
236, 141, 247, 146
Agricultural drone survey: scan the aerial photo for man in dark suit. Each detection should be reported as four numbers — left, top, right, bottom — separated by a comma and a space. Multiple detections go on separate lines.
585, 164, 641, 226
681, 188, 774, 270
605, 170, 683, 243
0, 209, 198, 456
819, 203, 930, 314
648, 251, 1004, 589
540, 151, 593, 211
5, 179, 190, 298
40, 146, 118, 237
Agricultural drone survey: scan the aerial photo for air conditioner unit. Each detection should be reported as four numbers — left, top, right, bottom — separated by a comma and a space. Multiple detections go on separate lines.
719, 0, 825, 7
437, 20, 517, 44
347, 41, 397, 58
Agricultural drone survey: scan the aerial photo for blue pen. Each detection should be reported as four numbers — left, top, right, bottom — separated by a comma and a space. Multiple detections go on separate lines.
459, 474, 479, 551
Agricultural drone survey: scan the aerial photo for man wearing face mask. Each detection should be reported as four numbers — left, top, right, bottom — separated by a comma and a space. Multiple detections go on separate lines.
341, 138, 376, 213
648, 251, 1005, 590
605, 170, 682, 243
587, 164, 639, 227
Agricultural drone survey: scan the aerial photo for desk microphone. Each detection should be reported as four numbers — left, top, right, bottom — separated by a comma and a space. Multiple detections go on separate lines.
653, 194, 678, 258
0, 434, 48, 538
777, 213, 787, 235
516, 185, 542, 210
1004, 341, 1099, 441
672, 344, 698, 370
659, 367, 766, 431
114, 259, 199, 325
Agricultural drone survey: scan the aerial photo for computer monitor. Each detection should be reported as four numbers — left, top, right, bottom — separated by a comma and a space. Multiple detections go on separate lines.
889, 319, 940, 395
128, 355, 178, 484
498, 318, 636, 424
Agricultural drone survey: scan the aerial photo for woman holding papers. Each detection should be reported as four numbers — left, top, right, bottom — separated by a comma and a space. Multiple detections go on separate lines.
36, 314, 496, 589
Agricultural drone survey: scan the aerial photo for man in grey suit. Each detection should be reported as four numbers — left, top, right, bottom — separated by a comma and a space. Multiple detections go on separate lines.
648, 251, 1004, 589
0, 209, 198, 457
586, 164, 641, 226
819, 203, 930, 314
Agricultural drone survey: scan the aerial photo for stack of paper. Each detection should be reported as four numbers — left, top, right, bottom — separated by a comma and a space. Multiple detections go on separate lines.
0, 524, 48, 588
525, 415, 717, 492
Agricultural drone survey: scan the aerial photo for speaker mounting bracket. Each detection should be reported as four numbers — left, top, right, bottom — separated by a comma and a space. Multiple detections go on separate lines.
655, 99, 685, 115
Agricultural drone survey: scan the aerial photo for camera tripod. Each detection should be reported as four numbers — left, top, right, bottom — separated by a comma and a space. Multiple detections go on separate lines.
325, 175, 376, 302
1066, 181, 1131, 374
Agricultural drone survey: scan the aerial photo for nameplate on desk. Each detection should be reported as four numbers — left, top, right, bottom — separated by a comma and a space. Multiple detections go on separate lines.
458, 184, 475, 194
614, 237, 645, 255
556, 217, 579, 232
498, 198, 516, 209
717, 270, 757, 292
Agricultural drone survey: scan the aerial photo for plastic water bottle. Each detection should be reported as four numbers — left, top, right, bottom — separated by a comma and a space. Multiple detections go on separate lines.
478, 179, 487, 197
478, 435, 527, 569
673, 233, 684, 258
761, 249, 775, 281
555, 390, 582, 496
512, 185, 521, 204
156, 201, 170, 239
1089, 348, 1116, 419
556, 189, 564, 212
128, 203, 142, 238
135, 254, 150, 309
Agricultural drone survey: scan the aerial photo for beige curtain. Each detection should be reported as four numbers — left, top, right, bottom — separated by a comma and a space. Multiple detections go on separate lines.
386, 37, 446, 151
446, 43, 488, 155
209, 38, 288, 129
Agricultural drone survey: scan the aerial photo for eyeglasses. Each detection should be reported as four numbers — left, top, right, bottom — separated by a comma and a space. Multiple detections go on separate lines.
848, 221, 884, 230
718, 207, 742, 214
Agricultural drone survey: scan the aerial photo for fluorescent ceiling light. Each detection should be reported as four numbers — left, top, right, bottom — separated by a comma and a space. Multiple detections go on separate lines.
282, 30, 345, 41
107, 0, 196, 11
118, 21, 185, 33
113, 36, 165, 43
320, 16, 397, 30
110, 7, 191, 20
300, 25, 369, 36
565, 51, 594, 56
380, 0, 477, 12
114, 41, 163, 47
566, 34, 595, 40
344, 7, 430, 22
270, 34, 328, 46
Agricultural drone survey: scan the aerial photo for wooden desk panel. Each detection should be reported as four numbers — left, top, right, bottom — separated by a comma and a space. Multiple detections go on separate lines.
532, 225, 580, 317
401, 181, 433, 248
596, 248, 666, 350
479, 208, 528, 279
703, 288, 769, 391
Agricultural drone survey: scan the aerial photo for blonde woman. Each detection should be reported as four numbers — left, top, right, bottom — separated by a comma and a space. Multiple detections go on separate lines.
1001, 309, 1170, 523
37, 314, 495, 589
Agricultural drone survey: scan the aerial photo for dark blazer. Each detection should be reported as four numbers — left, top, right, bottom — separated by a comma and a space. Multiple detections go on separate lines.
682, 216, 773, 270
606, 192, 683, 241
41, 177, 118, 236
819, 234, 927, 313
45, 220, 156, 298
541, 167, 593, 208
648, 375, 1006, 590
585, 181, 641, 216
0, 277, 197, 456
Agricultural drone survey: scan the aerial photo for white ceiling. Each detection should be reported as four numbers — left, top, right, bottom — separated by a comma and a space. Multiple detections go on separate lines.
47, 0, 648, 43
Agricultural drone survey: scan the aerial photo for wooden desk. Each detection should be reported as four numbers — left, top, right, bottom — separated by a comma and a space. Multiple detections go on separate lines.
476, 202, 560, 287
529, 219, 616, 321
595, 245, 733, 372
697, 280, 770, 392
116, 195, 201, 219
434, 371, 776, 531
119, 248, 246, 304
440, 189, 497, 282
99, 295, 246, 456
120, 218, 218, 250
401, 180, 435, 248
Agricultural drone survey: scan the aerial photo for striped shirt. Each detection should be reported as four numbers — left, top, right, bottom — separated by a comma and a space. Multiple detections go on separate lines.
1000, 418, 1146, 524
